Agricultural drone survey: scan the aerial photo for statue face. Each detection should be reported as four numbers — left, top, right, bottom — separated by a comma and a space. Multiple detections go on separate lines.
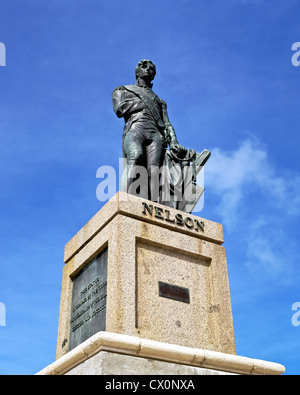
136, 60, 156, 82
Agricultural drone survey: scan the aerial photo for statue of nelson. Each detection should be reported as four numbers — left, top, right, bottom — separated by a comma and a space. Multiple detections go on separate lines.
112, 59, 187, 201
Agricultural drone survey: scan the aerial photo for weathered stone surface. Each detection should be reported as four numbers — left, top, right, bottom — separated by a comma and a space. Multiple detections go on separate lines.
64, 351, 237, 376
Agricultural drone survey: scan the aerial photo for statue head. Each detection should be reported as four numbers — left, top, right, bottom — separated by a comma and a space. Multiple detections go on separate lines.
135, 59, 156, 84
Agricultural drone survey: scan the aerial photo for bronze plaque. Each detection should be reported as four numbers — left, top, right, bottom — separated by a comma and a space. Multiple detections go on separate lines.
69, 247, 108, 351
158, 281, 190, 304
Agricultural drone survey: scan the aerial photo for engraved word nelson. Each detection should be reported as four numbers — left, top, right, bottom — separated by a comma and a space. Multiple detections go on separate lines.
142, 202, 205, 232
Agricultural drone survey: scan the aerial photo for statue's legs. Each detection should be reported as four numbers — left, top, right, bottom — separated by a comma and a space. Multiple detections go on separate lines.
122, 130, 148, 199
146, 139, 164, 202
122, 128, 164, 201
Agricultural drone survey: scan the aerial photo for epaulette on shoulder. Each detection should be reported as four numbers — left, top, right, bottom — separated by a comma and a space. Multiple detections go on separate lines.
112, 85, 125, 93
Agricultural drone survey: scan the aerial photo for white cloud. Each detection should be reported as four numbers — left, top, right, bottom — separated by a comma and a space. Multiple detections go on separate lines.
244, 215, 293, 279
204, 137, 300, 280
205, 138, 300, 231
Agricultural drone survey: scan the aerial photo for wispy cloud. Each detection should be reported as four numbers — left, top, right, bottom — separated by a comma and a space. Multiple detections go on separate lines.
245, 215, 295, 279
205, 137, 300, 279
206, 137, 300, 230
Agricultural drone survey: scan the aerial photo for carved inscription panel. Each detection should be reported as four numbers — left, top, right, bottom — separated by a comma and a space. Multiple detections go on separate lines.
69, 247, 108, 351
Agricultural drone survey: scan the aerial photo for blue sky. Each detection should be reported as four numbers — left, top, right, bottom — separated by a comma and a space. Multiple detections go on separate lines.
0, 0, 300, 375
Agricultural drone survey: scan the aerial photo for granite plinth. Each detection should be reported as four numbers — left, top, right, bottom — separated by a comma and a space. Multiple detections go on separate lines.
56, 192, 235, 359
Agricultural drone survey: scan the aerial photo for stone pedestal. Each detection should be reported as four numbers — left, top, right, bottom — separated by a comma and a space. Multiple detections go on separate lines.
56, 192, 235, 360
39, 192, 285, 376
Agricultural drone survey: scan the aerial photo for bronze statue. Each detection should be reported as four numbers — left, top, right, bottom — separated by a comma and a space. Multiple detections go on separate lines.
112, 59, 210, 213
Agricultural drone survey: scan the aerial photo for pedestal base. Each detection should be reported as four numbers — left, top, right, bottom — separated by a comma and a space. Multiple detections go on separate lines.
37, 332, 285, 376
51, 192, 285, 375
